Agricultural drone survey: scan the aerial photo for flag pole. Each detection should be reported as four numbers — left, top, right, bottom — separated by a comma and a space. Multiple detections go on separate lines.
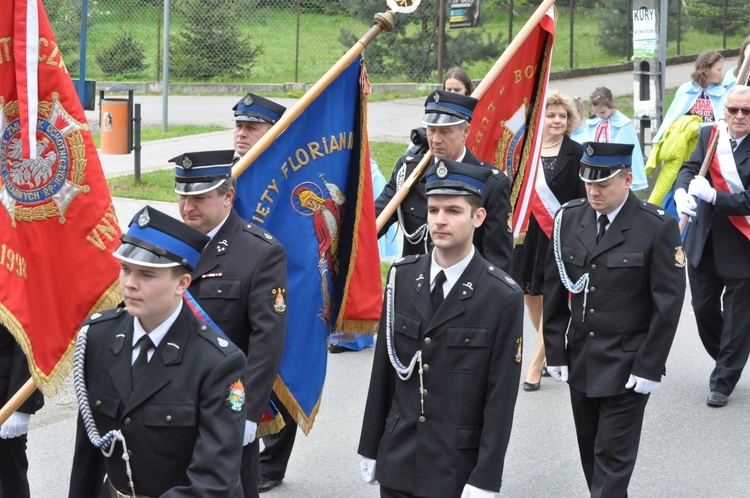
0, 378, 35, 426
679, 54, 750, 234
376, 0, 556, 232
232, 11, 396, 178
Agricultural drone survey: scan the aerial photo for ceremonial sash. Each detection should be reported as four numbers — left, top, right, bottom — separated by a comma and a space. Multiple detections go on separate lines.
708, 123, 750, 240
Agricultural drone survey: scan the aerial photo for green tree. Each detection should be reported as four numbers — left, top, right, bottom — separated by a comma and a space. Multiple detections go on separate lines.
340, 0, 503, 82
96, 31, 146, 77
170, 0, 262, 80
683, 0, 747, 38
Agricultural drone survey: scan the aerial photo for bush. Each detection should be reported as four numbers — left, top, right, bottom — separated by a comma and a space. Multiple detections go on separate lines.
684, 0, 747, 37
170, 0, 262, 80
95, 31, 146, 77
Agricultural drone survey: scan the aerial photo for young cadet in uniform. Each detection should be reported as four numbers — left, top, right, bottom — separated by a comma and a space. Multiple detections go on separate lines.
0, 325, 43, 498
69, 206, 247, 498
172, 149, 287, 498
544, 142, 685, 498
375, 89, 513, 272
359, 159, 524, 498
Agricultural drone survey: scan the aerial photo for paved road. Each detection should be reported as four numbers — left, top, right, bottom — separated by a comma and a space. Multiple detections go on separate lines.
23, 59, 750, 497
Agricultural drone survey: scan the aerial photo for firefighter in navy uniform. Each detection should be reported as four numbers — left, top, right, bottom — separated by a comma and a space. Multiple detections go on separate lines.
172, 149, 288, 497
374, 89, 513, 272
544, 142, 685, 497
360, 159, 524, 498
0, 325, 44, 498
69, 206, 247, 498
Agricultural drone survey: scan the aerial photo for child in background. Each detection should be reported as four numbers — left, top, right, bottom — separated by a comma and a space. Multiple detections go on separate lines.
585, 87, 648, 191
569, 96, 588, 144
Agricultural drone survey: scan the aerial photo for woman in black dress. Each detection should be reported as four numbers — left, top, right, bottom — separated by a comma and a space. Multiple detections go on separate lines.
511, 90, 585, 391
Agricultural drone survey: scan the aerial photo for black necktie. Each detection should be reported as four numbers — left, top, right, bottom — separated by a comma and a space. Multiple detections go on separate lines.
596, 216, 609, 244
730, 138, 738, 151
132, 335, 154, 386
431, 270, 446, 311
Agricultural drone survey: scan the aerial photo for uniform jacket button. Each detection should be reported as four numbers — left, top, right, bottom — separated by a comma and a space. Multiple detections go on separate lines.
418, 416, 426, 423
589, 287, 595, 292
124, 417, 132, 426
95, 400, 101, 407
589, 309, 595, 314
166, 415, 172, 423
217, 289, 222, 295
464, 338, 470, 344
424, 337, 431, 344
591, 264, 597, 270
589, 331, 595, 338
423, 364, 430, 371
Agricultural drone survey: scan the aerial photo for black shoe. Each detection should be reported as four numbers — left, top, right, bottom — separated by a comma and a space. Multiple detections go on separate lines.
707, 391, 729, 407
523, 381, 541, 392
258, 475, 283, 493
541, 366, 550, 377
328, 344, 350, 354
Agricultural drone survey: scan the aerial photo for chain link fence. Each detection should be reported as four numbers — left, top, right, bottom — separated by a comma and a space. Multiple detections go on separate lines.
46, 0, 750, 87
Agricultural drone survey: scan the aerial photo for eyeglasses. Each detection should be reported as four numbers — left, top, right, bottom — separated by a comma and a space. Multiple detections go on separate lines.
725, 106, 750, 115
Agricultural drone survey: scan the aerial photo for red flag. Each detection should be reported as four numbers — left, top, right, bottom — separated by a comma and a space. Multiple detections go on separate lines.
334, 88, 383, 339
466, 7, 556, 240
0, 0, 122, 394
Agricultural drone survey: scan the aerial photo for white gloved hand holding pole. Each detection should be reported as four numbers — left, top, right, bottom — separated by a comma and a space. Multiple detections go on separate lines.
688, 176, 716, 204
460, 483, 497, 497
674, 188, 697, 217
0, 412, 31, 439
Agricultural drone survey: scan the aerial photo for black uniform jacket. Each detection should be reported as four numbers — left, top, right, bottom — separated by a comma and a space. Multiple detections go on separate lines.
675, 125, 750, 278
375, 149, 513, 272
0, 325, 43, 414
543, 193, 685, 397
188, 209, 287, 422
68, 305, 247, 498
359, 251, 523, 496
543, 135, 586, 204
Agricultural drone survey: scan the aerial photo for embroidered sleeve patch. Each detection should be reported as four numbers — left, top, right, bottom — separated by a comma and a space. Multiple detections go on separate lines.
272, 287, 287, 315
515, 337, 523, 364
226, 379, 246, 413
674, 246, 686, 268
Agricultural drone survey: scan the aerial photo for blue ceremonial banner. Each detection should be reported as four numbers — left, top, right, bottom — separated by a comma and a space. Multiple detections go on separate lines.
233, 56, 378, 432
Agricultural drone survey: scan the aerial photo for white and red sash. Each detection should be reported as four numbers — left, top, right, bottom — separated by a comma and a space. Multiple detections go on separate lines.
708, 122, 750, 240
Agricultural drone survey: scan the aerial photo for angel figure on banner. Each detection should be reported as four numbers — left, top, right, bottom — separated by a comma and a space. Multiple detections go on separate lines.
293, 174, 345, 324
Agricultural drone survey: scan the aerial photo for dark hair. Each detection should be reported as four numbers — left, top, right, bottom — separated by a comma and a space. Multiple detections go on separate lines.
216, 176, 237, 197
589, 87, 614, 108
442, 67, 474, 95
466, 194, 483, 212
733, 36, 750, 78
692, 51, 723, 89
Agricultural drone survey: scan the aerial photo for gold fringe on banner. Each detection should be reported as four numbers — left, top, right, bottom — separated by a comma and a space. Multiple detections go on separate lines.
272, 375, 322, 436
256, 412, 287, 439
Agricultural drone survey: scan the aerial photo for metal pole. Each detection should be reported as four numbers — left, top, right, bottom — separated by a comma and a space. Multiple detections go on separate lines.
569, 0, 574, 69
437, 0, 445, 83
677, 0, 681, 55
722, 0, 727, 49
134, 104, 142, 184
508, 0, 513, 47
658, 0, 667, 126
295, 0, 301, 83
162, 0, 170, 132
77, 0, 89, 106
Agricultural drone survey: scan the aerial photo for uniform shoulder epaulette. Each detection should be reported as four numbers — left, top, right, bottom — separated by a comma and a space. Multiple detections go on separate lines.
82, 307, 126, 326
243, 222, 278, 244
195, 323, 235, 357
560, 197, 588, 210
486, 265, 521, 291
391, 254, 422, 267
638, 200, 670, 220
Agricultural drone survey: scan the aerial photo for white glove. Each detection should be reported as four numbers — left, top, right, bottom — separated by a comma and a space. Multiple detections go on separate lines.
625, 374, 660, 395
359, 457, 377, 484
546, 365, 569, 382
243, 420, 257, 446
0, 412, 31, 439
674, 188, 697, 217
688, 176, 716, 204
461, 483, 497, 497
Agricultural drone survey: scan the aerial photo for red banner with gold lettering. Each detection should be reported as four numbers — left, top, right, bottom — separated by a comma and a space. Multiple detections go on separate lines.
466, 7, 556, 240
0, 0, 122, 395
